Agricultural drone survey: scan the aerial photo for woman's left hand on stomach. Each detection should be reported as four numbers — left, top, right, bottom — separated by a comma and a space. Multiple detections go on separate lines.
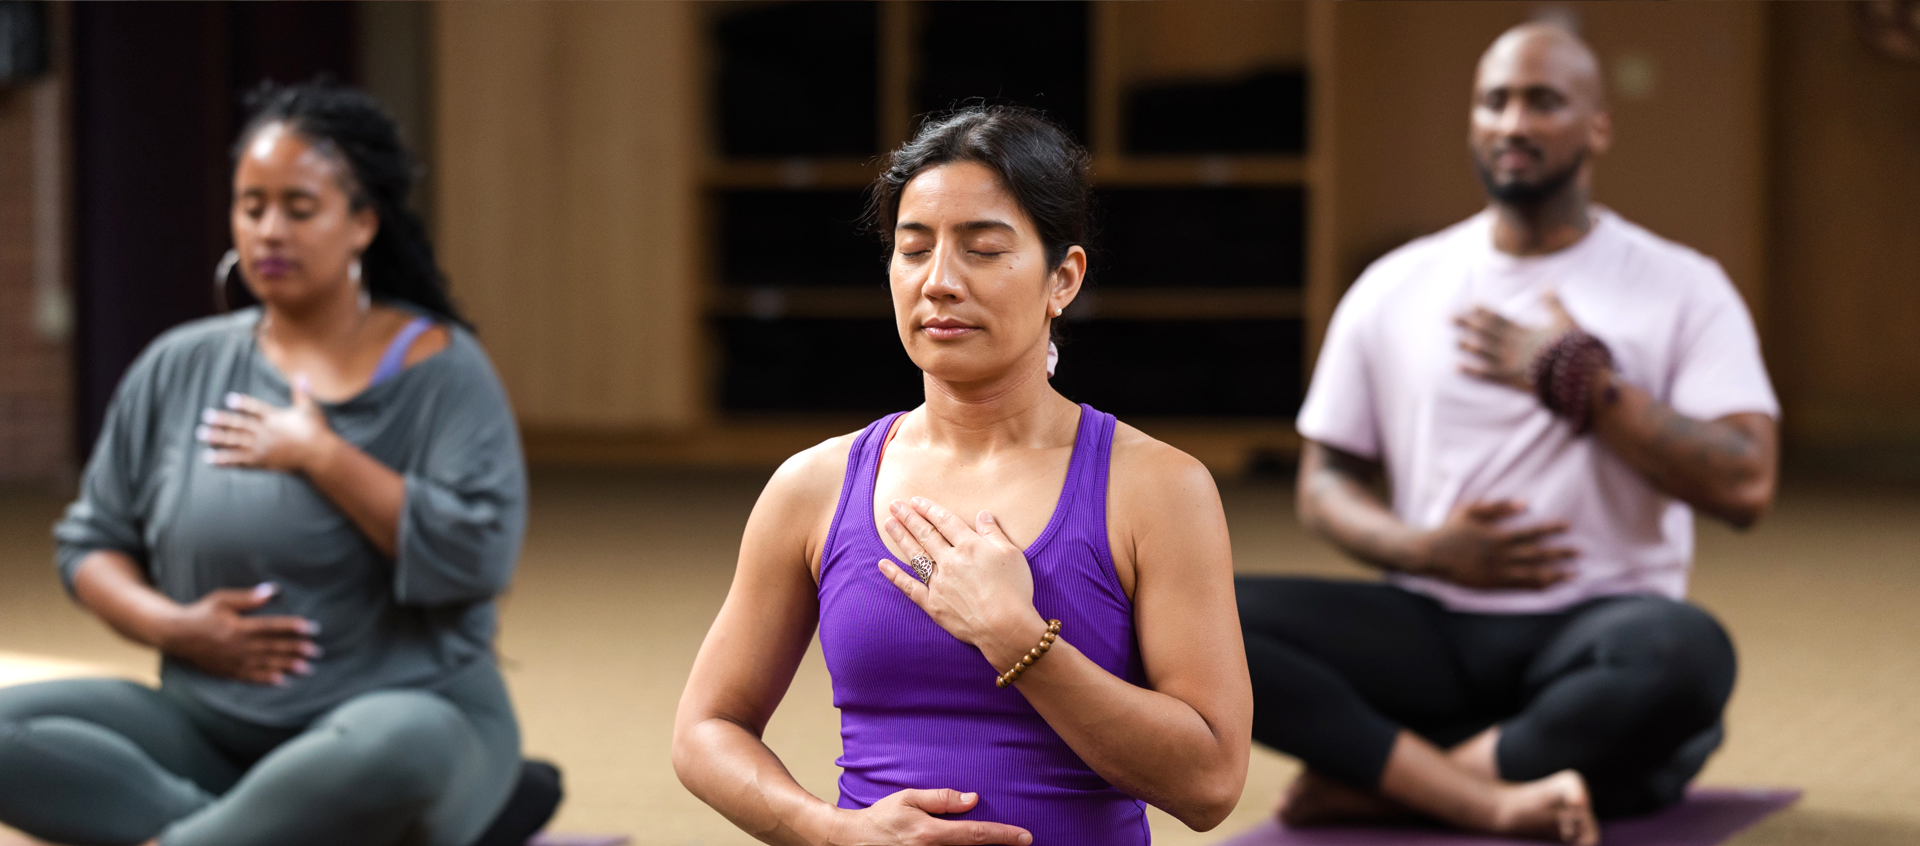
198, 375, 337, 474
880, 497, 1046, 655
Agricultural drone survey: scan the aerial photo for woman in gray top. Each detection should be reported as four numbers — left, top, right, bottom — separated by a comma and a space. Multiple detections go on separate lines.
0, 83, 527, 846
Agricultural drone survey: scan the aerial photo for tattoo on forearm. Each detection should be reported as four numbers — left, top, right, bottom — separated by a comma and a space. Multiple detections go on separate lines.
1640, 402, 1758, 488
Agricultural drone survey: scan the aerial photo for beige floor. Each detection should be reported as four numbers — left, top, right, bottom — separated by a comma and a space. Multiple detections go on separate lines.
2, 471, 1917, 845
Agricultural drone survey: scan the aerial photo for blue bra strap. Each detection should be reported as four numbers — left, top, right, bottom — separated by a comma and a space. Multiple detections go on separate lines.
369, 316, 434, 387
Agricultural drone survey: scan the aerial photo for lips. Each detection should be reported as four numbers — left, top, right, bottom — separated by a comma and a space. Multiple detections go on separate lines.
1492, 145, 1541, 170
921, 318, 979, 341
253, 257, 294, 277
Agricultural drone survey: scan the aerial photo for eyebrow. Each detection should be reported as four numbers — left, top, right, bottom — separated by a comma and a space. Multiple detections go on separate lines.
896, 219, 1018, 234
1482, 83, 1567, 99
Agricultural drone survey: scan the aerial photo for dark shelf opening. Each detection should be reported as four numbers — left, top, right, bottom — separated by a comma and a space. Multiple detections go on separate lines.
1125, 69, 1308, 155
717, 317, 1301, 418
717, 317, 921, 413
714, 1, 878, 157
917, 1, 1089, 142
1051, 319, 1302, 418
718, 190, 882, 289
1094, 187, 1305, 289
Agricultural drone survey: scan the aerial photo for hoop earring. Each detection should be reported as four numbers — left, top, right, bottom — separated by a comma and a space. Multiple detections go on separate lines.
214, 249, 241, 312
351, 258, 370, 312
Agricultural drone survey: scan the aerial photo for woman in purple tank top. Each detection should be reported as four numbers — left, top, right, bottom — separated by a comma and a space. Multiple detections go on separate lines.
676, 107, 1252, 845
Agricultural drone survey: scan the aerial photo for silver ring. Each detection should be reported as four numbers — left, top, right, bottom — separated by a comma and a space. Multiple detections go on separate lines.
908, 555, 935, 583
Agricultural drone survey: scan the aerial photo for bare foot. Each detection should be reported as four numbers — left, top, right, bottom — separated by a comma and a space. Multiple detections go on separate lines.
1276, 769, 1420, 827
1490, 769, 1600, 845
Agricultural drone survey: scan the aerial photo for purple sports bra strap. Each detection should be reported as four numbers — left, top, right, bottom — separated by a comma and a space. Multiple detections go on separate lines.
1068, 404, 1124, 594
369, 316, 434, 387
821, 413, 903, 578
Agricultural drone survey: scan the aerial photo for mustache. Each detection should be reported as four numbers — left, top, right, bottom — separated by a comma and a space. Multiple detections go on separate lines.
1488, 141, 1544, 161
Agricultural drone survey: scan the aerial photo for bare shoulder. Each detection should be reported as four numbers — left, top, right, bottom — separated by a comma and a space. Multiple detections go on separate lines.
763, 432, 860, 517
1105, 422, 1230, 596
747, 431, 862, 580
1109, 421, 1221, 508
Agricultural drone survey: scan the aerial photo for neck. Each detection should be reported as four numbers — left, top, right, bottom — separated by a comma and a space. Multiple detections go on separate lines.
911, 345, 1078, 458
1489, 182, 1593, 256
260, 284, 369, 352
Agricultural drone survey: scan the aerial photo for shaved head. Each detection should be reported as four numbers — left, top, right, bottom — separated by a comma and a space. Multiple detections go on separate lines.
1468, 22, 1612, 210
1478, 23, 1606, 110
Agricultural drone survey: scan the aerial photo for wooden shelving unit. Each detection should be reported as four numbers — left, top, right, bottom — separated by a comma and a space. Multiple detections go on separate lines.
673, 0, 1336, 473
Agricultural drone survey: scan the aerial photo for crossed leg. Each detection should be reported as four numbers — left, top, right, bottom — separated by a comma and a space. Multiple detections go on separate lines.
0, 674, 516, 846
1239, 578, 1733, 843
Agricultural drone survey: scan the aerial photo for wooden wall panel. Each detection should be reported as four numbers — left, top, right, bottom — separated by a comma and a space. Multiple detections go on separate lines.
1768, 3, 1920, 457
1320, 2, 1768, 319
433, 2, 699, 431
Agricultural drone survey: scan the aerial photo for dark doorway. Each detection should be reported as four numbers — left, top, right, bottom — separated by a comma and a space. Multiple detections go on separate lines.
71, 0, 357, 449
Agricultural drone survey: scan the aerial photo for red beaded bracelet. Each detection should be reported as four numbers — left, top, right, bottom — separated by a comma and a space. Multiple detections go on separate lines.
1531, 331, 1614, 433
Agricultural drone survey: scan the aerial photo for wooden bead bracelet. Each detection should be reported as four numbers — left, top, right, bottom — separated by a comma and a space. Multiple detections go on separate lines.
996, 619, 1062, 688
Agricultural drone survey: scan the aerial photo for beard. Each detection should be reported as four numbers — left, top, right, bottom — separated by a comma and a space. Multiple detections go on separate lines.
1475, 146, 1586, 208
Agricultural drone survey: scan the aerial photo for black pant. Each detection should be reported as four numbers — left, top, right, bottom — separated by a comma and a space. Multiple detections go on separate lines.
1236, 577, 1736, 818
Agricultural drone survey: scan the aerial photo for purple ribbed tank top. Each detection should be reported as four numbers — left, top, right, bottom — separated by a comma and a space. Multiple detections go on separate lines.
818, 404, 1150, 845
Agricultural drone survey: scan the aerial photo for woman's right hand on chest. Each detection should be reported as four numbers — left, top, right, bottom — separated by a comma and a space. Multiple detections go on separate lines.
823, 789, 1031, 846
157, 583, 321, 686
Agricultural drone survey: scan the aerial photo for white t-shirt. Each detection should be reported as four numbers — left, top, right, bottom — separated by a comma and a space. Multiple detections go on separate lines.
1297, 208, 1779, 613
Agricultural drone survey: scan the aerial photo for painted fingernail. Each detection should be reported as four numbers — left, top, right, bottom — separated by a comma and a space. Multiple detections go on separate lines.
303, 620, 321, 635
272, 676, 289, 687
291, 660, 313, 675
195, 425, 210, 441
201, 449, 218, 464
202, 408, 220, 424
252, 582, 277, 598
302, 642, 323, 658
225, 392, 243, 409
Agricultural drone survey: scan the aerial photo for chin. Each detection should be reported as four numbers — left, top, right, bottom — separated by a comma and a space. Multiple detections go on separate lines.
249, 279, 330, 312
907, 346, 1011, 386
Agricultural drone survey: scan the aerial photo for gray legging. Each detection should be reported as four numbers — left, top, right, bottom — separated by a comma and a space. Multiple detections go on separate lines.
0, 658, 518, 846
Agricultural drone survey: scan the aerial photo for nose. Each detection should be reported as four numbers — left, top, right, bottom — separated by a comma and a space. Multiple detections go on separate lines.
1495, 97, 1532, 140
256, 204, 291, 243
922, 242, 966, 302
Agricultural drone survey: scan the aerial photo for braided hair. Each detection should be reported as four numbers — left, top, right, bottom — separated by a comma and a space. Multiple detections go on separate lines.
234, 80, 466, 327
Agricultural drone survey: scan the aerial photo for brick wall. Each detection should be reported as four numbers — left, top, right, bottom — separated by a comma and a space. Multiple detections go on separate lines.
0, 78, 73, 487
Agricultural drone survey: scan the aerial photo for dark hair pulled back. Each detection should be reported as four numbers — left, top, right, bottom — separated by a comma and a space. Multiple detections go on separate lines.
235, 80, 466, 327
867, 105, 1092, 272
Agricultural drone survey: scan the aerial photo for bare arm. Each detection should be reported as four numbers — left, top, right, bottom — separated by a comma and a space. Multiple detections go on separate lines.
1589, 380, 1777, 528
672, 445, 838, 844
881, 431, 1252, 831
1295, 440, 1424, 573
1296, 440, 1576, 590
674, 440, 1033, 846
71, 550, 317, 685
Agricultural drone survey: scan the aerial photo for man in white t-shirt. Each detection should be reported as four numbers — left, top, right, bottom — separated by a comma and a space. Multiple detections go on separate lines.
1238, 24, 1778, 844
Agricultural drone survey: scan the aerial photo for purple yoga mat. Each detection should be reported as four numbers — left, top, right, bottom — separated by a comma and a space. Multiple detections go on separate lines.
1215, 787, 1801, 846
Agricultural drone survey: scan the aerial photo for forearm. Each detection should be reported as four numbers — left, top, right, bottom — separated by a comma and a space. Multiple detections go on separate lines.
674, 715, 841, 845
1297, 442, 1428, 573
985, 619, 1243, 829
1589, 373, 1777, 527
71, 551, 180, 648
303, 433, 405, 557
